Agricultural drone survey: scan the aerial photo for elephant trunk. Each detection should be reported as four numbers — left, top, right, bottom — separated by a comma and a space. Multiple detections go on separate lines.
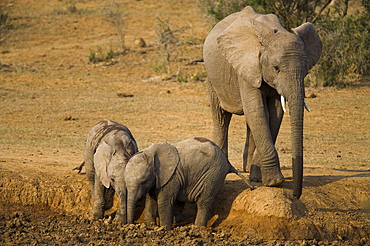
287, 82, 305, 199
127, 192, 136, 224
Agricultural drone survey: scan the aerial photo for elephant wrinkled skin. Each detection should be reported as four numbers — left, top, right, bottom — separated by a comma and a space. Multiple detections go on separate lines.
203, 6, 322, 198
84, 119, 138, 223
125, 137, 253, 230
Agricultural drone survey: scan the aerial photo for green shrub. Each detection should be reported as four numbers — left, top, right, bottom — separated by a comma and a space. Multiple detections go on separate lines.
88, 45, 115, 64
197, 0, 250, 24
0, 5, 10, 40
308, 14, 370, 87
0, 6, 8, 26
176, 71, 189, 82
152, 61, 168, 73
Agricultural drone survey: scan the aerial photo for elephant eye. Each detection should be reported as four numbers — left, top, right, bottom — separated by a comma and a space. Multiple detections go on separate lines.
273, 66, 280, 73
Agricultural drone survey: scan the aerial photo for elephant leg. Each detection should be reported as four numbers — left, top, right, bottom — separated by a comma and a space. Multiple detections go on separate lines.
104, 186, 115, 211
173, 201, 185, 224
85, 161, 95, 202
267, 94, 284, 144
91, 176, 105, 219
249, 148, 262, 182
194, 198, 214, 227
248, 96, 268, 183
241, 84, 284, 187
208, 83, 232, 156
253, 93, 284, 181
243, 124, 256, 172
157, 190, 177, 230
249, 92, 284, 182
243, 123, 263, 182
144, 193, 158, 225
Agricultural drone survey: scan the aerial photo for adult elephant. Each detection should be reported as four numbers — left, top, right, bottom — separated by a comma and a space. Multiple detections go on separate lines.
203, 6, 322, 198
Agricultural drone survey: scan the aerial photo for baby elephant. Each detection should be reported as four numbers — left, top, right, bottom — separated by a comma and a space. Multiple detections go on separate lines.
125, 137, 253, 230
84, 119, 138, 223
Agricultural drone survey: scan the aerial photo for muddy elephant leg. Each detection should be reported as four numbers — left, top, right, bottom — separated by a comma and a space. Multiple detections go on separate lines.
157, 190, 177, 230
144, 193, 158, 225
208, 83, 232, 155
91, 176, 105, 219
194, 198, 214, 227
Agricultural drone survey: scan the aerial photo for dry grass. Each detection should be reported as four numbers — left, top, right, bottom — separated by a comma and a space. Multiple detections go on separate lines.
1, 0, 369, 171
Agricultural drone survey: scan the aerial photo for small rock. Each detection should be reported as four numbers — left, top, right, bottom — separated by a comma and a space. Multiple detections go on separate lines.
61, 115, 78, 121
306, 93, 317, 98
63, 115, 72, 121
134, 38, 146, 47
117, 92, 134, 98
155, 226, 166, 232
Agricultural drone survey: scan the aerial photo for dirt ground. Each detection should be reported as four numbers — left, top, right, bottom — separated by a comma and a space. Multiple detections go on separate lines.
1, 0, 370, 245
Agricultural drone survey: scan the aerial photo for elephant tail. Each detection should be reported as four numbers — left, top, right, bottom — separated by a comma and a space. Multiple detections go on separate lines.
229, 165, 255, 190
73, 161, 85, 174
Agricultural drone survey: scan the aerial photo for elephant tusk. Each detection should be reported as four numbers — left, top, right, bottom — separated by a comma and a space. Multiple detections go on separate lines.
281, 95, 286, 112
304, 99, 311, 112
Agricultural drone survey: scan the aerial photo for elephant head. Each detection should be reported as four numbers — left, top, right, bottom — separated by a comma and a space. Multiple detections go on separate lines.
93, 132, 137, 223
216, 12, 322, 198
125, 143, 180, 224
94, 132, 137, 188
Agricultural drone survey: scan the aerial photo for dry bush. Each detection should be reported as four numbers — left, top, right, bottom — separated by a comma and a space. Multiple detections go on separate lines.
101, 2, 126, 53
154, 17, 188, 74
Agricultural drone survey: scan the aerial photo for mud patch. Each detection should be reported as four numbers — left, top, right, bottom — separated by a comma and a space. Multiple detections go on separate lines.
1, 167, 369, 243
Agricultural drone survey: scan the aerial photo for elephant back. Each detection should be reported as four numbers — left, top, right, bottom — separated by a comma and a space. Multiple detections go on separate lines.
173, 137, 231, 201
173, 137, 229, 172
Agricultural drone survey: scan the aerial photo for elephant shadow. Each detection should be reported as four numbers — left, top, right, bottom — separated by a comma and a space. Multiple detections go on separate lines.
281, 166, 370, 188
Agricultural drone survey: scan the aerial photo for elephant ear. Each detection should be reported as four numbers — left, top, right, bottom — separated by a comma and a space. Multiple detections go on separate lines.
216, 16, 276, 88
292, 22, 322, 70
152, 143, 180, 189
94, 141, 114, 188
123, 138, 138, 161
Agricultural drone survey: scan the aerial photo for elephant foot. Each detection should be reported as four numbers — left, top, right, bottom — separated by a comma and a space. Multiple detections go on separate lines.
90, 208, 104, 219
262, 172, 285, 187
249, 164, 262, 182
113, 213, 126, 224
263, 177, 285, 187
260, 164, 285, 187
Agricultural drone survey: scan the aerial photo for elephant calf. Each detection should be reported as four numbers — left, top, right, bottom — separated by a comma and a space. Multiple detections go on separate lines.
125, 137, 253, 230
84, 119, 138, 223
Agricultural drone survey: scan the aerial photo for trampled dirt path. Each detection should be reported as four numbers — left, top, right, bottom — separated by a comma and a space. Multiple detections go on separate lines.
1, 0, 369, 245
